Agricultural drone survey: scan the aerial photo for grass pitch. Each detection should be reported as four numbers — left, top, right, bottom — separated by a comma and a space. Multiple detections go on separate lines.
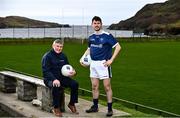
0, 41, 180, 115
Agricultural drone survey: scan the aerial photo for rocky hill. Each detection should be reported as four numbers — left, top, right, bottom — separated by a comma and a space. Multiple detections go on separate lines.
109, 0, 180, 35
0, 16, 69, 28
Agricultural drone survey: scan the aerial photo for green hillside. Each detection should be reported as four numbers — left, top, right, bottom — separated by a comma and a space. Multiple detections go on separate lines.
0, 16, 69, 28
109, 0, 180, 35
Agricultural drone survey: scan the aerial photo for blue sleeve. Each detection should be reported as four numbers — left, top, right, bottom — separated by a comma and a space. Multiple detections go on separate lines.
42, 54, 56, 83
108, 34, 118, 47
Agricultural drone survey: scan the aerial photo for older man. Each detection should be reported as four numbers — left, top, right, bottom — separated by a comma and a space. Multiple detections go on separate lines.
42, 39, 79, 117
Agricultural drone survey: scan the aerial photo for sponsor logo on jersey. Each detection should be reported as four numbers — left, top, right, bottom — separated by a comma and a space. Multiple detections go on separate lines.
90, 44, 103, 48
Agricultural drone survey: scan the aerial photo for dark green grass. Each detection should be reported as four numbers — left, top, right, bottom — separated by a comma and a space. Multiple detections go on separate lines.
0, 41, 180, 115
112, 42, 180, 115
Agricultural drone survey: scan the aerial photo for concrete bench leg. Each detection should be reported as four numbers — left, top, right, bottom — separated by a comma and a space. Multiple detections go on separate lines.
17, 80, 37, 101
0, 74, 16, 93
41, 86, 65, 112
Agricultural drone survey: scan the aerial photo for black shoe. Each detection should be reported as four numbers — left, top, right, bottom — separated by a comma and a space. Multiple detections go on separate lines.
86, 105, 98, 113
106, 110, 113, 117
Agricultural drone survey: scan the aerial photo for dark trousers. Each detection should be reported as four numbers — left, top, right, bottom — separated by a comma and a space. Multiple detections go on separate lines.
46, 77, 79, 108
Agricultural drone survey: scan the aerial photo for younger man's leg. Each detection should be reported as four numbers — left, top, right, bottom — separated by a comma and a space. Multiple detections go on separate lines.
86, 78, 99, 113
103, 79, 113, 117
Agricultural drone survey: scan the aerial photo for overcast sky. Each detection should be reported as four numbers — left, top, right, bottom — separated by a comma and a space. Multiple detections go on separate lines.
1, 0, 167, 25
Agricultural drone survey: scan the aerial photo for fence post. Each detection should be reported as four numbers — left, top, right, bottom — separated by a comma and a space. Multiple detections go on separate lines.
13, 26, 15, 39
44, 27, 46, 38
86, 25, 89, 38
28, 24, 30, 38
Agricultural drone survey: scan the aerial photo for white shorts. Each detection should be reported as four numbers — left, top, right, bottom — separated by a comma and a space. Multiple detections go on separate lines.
90, 60, 112, 80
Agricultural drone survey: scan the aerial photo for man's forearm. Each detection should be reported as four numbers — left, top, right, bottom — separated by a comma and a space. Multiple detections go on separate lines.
110, 43, 121, 62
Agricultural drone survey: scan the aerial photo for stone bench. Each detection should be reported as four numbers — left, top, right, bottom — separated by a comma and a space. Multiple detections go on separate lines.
0, 70, 65, 112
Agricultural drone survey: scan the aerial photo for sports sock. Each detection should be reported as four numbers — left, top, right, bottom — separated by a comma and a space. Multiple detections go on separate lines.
93, 99, 98, 108
107, 102, 112, 111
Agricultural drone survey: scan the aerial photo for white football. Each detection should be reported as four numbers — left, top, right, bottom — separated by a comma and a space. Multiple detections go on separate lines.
80, 54, 92, 66
61, 64, 74, 77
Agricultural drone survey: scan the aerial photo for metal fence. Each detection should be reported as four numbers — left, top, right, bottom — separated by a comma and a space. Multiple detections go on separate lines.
0, 25, 134, 39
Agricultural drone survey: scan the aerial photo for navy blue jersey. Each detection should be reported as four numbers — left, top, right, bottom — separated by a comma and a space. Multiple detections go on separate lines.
42, 49, 69, 85
88, 31, 118, 60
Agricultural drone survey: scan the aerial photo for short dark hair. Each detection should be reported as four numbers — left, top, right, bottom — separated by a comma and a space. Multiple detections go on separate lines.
92, 16, 102, 23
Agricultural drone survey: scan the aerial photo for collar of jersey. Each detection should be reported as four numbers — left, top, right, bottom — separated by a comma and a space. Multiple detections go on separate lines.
93, 30, 105, 35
